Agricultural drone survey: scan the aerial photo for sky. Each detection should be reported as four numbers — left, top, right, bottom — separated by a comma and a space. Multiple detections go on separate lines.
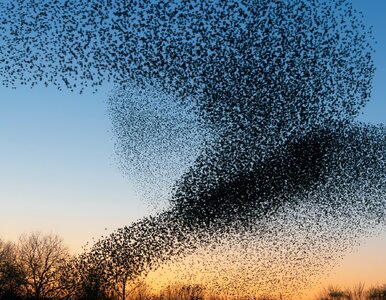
0, 83, 150, 253
310, 0, 386, 292
0, 0, 385, 295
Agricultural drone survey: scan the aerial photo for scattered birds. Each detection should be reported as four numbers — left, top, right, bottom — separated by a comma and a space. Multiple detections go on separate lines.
1, 0, 384, 297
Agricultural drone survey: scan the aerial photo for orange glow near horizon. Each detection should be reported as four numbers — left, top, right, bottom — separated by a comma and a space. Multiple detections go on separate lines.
143, 229, 386, 300
2, 215, 385, 299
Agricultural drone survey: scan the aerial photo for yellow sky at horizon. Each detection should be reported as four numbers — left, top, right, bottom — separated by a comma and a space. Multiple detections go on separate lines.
2, 201, 385, 299
142, 226, 386, 300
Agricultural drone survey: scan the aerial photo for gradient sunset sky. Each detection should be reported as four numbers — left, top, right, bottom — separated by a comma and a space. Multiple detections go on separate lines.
0, 0, 385, 294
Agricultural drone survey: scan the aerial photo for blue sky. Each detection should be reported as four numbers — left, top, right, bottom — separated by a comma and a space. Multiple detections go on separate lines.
0, 0, 385, 287
0, 83, 149, 252
353, 0, 386, 125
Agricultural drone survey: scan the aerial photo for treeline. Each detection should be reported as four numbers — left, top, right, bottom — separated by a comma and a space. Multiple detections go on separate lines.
0, 232, 122, 300
0, 232, 207, 300
1, 232, 67, 300
0, 232, 80, 300
2, 232, 386, 300
316, 284, 386, 300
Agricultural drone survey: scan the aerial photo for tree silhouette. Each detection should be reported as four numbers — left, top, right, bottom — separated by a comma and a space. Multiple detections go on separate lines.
0, 240, 24, 300
17, 232, 69, 300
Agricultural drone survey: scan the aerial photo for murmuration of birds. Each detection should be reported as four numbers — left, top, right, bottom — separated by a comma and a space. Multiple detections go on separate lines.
1, 0, 385, 297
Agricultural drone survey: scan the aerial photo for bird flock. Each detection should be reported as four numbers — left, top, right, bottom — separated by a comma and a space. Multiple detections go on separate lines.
1, 0, 385, 297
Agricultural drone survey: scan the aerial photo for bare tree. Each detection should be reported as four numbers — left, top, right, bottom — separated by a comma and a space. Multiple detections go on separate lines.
0, 239, 24, 299
17, 232, 69, 300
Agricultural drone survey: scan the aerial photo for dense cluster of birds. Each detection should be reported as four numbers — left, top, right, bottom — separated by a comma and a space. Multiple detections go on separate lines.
1, 0, 385, 297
